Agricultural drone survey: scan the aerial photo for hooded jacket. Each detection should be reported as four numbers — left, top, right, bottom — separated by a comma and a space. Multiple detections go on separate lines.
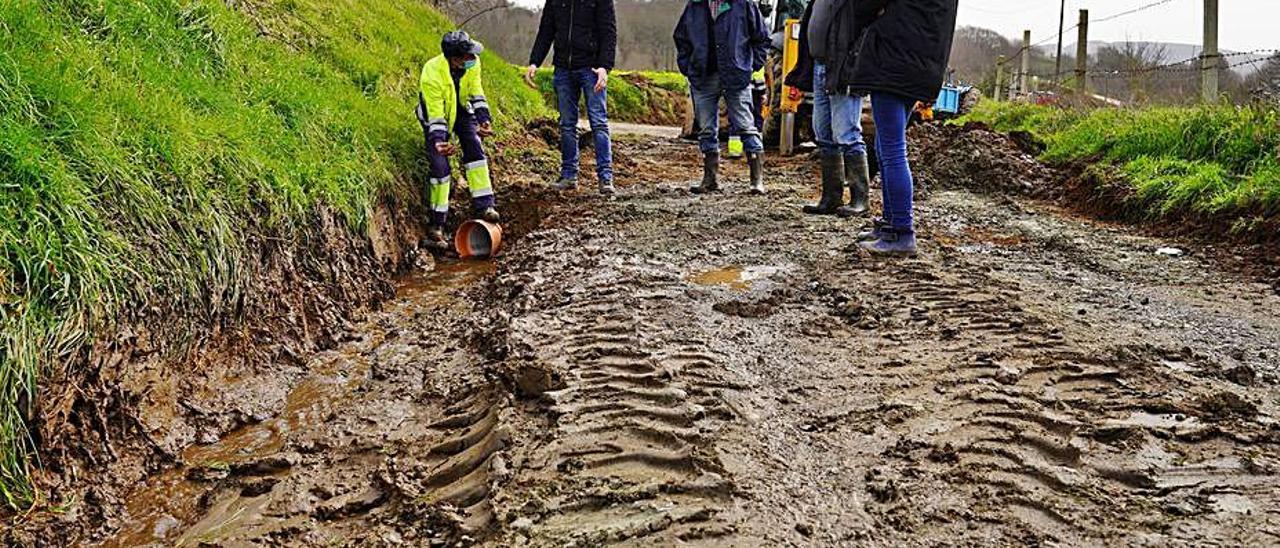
417, 55, 490, 144
529, 0, 618, 71
848, 0, 959, 102
674, 0, 770, 90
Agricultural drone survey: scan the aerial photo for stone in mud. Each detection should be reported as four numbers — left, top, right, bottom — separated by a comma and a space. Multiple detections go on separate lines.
316, 484, 389, 520
229, 452, 300, 476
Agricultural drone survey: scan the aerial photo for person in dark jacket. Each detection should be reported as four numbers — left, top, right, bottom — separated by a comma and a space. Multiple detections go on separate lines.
849, 0, 958, 256
527, 0, 619, 196
787, 0, 869, 218
674, 0, 771, 195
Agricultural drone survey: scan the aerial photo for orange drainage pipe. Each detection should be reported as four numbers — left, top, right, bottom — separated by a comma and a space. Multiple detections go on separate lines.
455, 220, 503, 258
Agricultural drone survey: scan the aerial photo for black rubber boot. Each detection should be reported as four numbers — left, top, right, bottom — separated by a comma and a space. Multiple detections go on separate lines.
837, 152, 870, 218
803, 153, 845, 215
748, 152, 766, 194
424, 225, 448, 251
692, 152, 719, 194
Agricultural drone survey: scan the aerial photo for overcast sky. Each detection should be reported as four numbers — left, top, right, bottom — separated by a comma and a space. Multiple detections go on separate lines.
504, 0, 1278, 52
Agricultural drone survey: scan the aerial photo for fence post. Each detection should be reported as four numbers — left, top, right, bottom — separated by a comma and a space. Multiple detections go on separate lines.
1202, 0, 1220, 102
1020, 30, 1032, 95
994, 55, 1006, 101
1075, 10, 1089, 99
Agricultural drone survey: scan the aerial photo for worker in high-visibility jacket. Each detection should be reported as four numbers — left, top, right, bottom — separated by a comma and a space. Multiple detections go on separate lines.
416, 30, 499, 248
728, 68, 768, 159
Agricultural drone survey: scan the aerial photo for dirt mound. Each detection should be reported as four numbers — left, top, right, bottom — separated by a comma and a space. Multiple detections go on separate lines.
909, 121, 1060, 197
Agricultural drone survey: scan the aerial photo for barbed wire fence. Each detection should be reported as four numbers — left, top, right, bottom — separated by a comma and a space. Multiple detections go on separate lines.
991, 0, 1277, 106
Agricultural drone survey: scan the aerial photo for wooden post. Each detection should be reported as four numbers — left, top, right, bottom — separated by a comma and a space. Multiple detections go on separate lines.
1020, 30, 1032, 95
994, 55, 1006, 101
1054, 0, 1066, 86
1202, 0, 1220, 102
1075, 10, 1089, 99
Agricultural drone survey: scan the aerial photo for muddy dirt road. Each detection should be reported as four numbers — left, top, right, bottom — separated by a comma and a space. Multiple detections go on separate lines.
95, 130, 1279, 546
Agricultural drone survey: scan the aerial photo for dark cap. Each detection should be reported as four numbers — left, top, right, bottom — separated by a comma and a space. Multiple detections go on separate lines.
442, 30, 484, 58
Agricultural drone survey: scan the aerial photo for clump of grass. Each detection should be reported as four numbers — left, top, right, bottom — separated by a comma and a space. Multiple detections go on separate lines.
963, 101, 1280, 222
0, 0, 547, 507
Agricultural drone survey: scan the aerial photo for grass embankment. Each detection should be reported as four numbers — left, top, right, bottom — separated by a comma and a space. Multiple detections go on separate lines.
0, 0, 546, 507
964, 102, 1280, 234
534, 69, 690, 125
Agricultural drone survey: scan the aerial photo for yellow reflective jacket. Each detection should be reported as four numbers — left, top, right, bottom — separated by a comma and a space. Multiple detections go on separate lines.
417, 54, 490, 141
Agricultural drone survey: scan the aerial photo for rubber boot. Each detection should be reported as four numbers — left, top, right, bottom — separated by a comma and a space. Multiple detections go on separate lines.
747, 152, 765, 195
478, 207, 500, 223
803, 153, 845, 215
836, 152, 870, 217
424, 225, 448, 251
858, 227, 918, 257
856, 217, 890, 242
692, 152, 719, 194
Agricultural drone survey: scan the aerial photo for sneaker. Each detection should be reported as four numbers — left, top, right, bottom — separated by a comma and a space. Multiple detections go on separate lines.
599, 179, 617, 196
551, 177, 578, 191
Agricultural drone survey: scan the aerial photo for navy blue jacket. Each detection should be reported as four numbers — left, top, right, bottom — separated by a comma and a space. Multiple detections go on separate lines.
673, 0, 769, 90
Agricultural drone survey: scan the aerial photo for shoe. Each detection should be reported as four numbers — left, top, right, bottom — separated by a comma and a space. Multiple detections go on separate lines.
836, 152, 870, 217
478, 207, 501, 223
803, 153, 845, 215
858, 227, 918, 257
551, 177, 578, 191
599, 179, 617, 196
856, 217, 890, 242
692, 152, 719, 193
747, 152, 766, 194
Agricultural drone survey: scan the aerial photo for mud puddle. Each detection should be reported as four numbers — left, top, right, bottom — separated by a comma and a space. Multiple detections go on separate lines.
687, 265, 786, 291
101, 259, 496, 547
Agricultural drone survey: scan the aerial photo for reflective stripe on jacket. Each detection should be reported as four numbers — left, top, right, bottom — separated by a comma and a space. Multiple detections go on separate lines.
417, 55, 491, 143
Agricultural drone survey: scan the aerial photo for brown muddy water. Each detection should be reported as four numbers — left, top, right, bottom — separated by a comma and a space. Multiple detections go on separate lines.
60, 133, 1280, 546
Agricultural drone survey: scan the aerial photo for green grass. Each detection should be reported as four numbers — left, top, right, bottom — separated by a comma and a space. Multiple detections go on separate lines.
533, 69, 688, 124
963, 101, 1280, 220
0, 0, 547, 507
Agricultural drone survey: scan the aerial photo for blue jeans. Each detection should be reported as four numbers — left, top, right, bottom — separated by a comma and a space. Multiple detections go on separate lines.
871, 92, 915, 232
689, 73, 762, 155
812, 63, 866, 156
554, 68, 613, 182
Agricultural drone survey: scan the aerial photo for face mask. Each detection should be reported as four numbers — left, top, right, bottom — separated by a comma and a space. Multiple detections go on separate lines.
462, 59, 478, 70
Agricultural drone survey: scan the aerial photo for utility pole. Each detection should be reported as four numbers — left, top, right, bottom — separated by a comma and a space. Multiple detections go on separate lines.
1075, 9, 1089, 99
1202, 0, 1220, 102
1020, 30, 1032, 95
1054, 0, 1066, 86
995, 55, 1006, 101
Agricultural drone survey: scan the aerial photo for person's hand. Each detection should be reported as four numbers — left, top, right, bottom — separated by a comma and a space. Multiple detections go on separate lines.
525, 65, 538, 88
593, 68, 608, 93
477, 121, 494, 138
434, 142, 457, 156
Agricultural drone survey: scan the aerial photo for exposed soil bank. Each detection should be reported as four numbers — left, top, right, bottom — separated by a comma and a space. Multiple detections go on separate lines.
10, 127, 1280, 546
909, 122, 1280, 284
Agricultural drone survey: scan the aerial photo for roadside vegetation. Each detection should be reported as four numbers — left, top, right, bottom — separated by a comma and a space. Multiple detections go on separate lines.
964, 101, 1280, 233
533, 69, 690, 126
0, 0, 546, 508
